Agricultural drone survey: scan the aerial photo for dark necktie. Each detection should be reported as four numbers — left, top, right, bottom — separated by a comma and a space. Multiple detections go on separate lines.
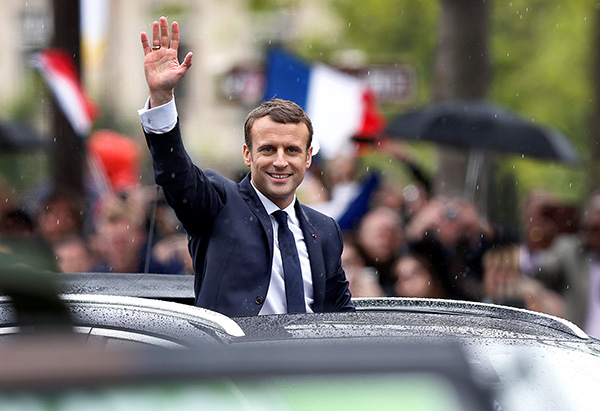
272, 210, 306, 313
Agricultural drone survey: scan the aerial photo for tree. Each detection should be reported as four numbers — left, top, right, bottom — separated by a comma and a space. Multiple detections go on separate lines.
431, 0, 491, 211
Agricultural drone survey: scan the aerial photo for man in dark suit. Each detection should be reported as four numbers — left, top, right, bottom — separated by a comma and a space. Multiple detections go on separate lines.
139, 17, 354, 316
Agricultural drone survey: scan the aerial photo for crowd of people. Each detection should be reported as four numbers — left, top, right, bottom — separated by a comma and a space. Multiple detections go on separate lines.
0, 123, 598, 332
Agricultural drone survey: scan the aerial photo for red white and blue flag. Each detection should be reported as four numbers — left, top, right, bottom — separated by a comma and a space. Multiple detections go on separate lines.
263, 48, 385, 158
31, 49, 98, 137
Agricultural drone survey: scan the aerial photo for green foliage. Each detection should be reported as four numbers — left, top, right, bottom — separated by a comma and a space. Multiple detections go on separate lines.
490, 0, 597, 202
312, 0, 598, 207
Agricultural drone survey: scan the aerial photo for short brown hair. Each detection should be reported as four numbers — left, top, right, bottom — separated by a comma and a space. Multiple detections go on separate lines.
243, 98, 313, 151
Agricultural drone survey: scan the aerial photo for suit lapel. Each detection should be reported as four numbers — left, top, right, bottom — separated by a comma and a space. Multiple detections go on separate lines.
240, 175, 327, 311
295, 202, 326, 311
239, 174, 274, 258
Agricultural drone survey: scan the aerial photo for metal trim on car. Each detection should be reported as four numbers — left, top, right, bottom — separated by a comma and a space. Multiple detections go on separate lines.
352, 297, 589, 339
59, 294, 246, 338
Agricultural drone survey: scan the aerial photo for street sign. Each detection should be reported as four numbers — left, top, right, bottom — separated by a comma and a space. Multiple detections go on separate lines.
343, 65, 417, 104
220, 63, 416, 105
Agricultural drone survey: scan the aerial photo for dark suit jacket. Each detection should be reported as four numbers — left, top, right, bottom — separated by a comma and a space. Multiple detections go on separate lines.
144, 123, 354, 316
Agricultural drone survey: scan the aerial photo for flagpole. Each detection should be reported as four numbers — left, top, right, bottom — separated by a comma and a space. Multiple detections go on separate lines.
51, 0, 85, 198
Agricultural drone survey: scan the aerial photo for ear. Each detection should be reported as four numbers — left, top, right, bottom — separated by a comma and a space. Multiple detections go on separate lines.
243, 144, 252, 167
305, 146, 313, 169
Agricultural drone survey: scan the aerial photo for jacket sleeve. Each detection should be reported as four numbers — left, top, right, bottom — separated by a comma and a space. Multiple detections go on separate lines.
143, 121, 225, 235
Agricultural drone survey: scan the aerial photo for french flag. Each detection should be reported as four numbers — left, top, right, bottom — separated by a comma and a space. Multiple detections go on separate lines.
31, 49, 98, 137
263, 48, 385, 158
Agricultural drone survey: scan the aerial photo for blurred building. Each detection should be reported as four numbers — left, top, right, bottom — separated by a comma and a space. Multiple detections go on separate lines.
0, 0, 340, 178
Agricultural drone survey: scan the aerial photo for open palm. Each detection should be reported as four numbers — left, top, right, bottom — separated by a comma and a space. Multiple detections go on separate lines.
140, 17, 193, 107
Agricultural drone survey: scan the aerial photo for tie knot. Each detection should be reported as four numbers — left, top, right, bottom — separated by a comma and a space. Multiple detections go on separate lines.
272, 210, 288, 227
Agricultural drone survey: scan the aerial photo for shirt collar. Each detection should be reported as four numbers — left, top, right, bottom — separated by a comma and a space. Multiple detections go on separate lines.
250, 180, 297, 217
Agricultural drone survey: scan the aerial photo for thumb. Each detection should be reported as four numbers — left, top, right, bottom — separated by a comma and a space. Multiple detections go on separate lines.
181, 52, 193, 71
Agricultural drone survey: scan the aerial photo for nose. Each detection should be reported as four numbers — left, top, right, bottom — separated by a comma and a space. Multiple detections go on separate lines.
273, 149, 288, 168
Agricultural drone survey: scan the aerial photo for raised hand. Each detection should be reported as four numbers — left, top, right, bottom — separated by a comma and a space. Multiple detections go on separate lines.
140, 17, 193, 108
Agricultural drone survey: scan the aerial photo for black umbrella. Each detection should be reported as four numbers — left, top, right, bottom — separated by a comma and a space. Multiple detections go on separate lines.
386, 100, 579, 164
0, 121, 48, 151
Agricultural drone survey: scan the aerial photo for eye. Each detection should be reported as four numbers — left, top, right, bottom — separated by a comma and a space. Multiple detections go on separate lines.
261, 146, 273, 153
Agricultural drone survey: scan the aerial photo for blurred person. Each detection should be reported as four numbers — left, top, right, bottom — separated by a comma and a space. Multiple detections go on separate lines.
355, 206, 406, 295
372, 178, 404, 214
307, 138, 429, 232
483, 245, 565, 318
137, 17, 353, 316
393, 238, 450, 299
341, 237, 384, 298
90, 193, 183, 274
405, 195, 495, 301
35, 190, 86, 246
377, 138, 431, 221
150, 188, 185, 241
306, 146, 381, 233
151, 233, 194, 275
393, 255, 445, 299
53, 235, 95, 273
520, 190, 562, 254
401, 182, 429, 223
520, 191, 600, 335
0, 209, 35, 239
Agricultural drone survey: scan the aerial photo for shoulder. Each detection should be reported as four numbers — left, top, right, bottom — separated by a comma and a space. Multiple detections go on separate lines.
299, 203, 337, 224
298, 203, 342, 239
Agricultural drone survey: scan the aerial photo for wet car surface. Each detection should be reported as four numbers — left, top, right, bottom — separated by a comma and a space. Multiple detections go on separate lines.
0, 273, 599, 410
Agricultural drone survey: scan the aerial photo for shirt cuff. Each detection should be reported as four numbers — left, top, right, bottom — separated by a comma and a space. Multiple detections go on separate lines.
138, 97, 178, 134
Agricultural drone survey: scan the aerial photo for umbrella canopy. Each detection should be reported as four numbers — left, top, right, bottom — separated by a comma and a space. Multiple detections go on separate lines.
0, 121, 48, 151
386, 100, 579, 164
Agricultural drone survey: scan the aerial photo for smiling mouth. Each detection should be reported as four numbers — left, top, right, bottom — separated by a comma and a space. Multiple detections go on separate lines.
268, 173, 291, 180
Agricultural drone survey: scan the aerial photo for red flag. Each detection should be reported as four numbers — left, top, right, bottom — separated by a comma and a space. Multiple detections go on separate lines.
32, 49, 98, 137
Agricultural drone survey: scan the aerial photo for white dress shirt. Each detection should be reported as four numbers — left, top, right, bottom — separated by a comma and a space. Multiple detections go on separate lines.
252, 186, 314, 314
138, 97, 314, 314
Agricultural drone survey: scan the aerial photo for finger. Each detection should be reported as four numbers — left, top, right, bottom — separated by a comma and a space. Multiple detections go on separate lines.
140, 32, 151, 55
152, 20, 160, 47
160, 16, 170, 48
181, 52, 193, 70
170, 21, 180, 51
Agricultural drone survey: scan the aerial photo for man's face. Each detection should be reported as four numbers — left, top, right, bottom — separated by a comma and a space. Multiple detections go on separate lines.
243, 116, 312, 209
